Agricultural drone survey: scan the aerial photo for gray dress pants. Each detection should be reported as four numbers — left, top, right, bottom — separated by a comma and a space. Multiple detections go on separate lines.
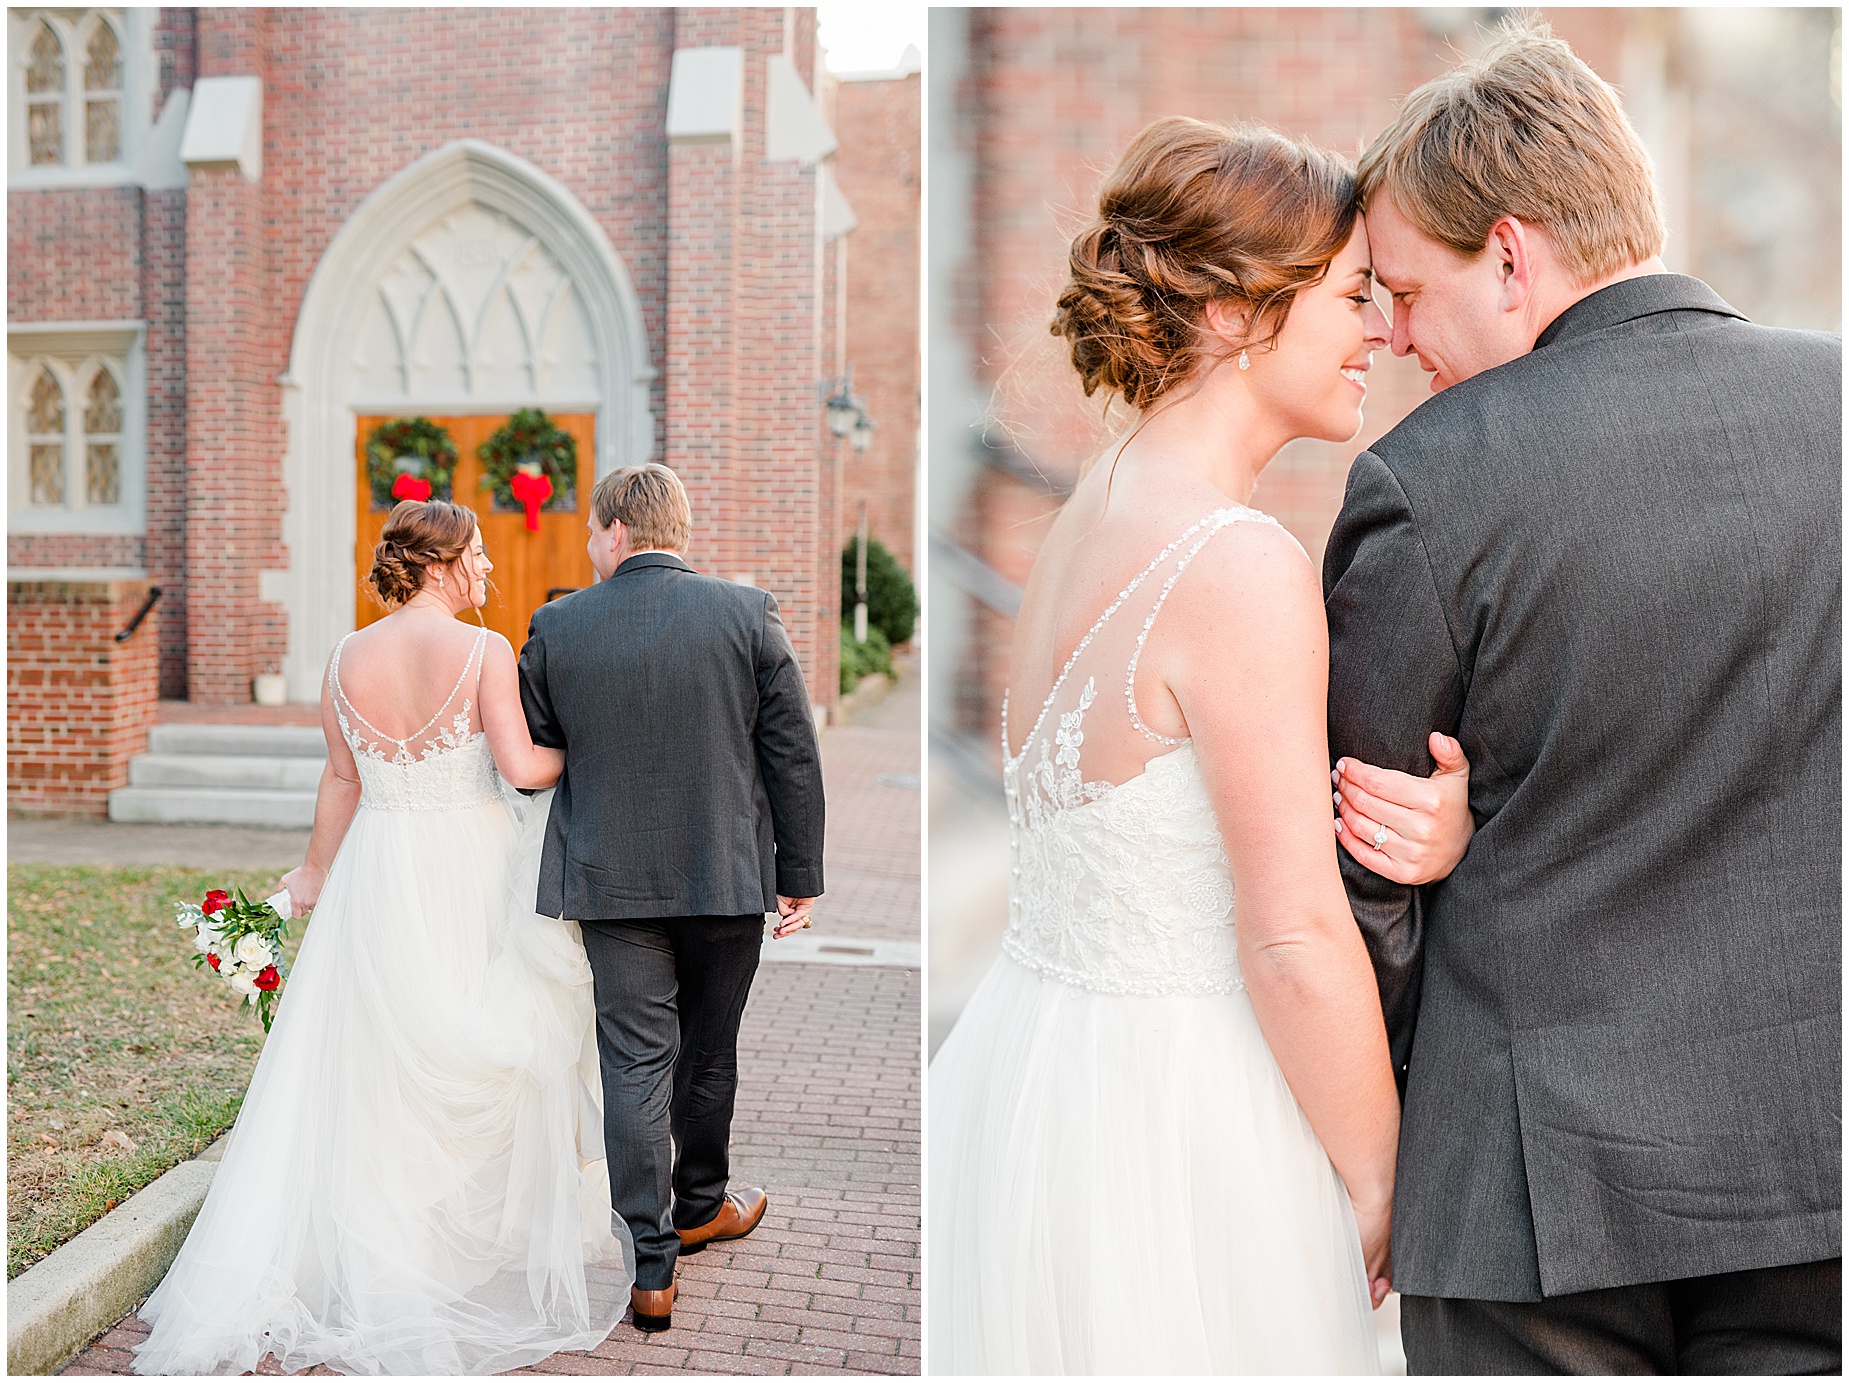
1403, 1257, 1841, 1375
578, 915, 764, 1291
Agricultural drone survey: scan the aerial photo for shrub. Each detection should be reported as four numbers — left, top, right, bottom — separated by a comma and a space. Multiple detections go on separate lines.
841, 538, 917, 646
840, 621, 893, 695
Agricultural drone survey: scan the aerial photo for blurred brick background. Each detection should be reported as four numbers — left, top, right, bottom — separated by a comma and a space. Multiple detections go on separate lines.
926, 6, 1842, 1041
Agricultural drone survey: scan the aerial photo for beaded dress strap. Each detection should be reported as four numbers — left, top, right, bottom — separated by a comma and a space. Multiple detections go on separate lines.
1123, 508, 1279, 745
1003, 512, 1223, 765
330, 626, 488, 760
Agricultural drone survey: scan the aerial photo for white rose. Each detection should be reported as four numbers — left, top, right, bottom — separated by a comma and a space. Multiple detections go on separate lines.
234, 935, 274, 970
194, 924, 220, 956
227, 968, 259, 996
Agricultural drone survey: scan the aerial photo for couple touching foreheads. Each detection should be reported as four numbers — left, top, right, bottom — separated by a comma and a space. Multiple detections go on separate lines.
931, 23, 1838, 1377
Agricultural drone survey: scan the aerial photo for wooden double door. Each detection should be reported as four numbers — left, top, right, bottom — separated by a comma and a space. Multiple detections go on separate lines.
355, 413, 596, 647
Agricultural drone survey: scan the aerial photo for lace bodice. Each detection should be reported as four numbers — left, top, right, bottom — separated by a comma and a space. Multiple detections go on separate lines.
1000, 506, 1284, 997
329, 627, 504, 812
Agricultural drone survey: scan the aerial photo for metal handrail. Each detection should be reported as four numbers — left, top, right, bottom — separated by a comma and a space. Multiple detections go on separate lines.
114, 586, 162, 643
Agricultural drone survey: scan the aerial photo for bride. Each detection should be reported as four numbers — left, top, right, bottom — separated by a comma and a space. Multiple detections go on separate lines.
928, 117, 1473, 1374
134, 499, 629, 1375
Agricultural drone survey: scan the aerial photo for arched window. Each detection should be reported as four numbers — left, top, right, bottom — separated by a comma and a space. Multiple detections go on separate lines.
83, 365, 122, 504
25, 368, 65, 504
24, 21, 62, 166
82, 18, 120, 163
11, 10, 138, 176
10, 333, 142, 532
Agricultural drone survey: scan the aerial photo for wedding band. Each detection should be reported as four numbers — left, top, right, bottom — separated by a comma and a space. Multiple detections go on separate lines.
1372, 823, 1389, 850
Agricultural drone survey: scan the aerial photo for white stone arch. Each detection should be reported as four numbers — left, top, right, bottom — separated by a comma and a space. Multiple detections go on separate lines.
276, 139, 655, 699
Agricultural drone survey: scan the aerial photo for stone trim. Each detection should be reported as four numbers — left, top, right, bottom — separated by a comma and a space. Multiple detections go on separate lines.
277, 139, 656, 702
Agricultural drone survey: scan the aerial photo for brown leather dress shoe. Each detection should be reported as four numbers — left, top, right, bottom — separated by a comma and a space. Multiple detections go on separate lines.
630, 1282, 675, 1333
676, 1186, 769, 1254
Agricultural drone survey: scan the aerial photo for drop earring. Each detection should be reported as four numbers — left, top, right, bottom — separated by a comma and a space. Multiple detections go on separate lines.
1237, 349, 1250, 371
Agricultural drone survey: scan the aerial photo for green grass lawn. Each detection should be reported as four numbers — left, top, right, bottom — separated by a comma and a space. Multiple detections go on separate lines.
7, 865, 303, 1279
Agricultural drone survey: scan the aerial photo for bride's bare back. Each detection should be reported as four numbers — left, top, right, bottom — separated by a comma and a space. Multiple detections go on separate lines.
332, 612, 488, 748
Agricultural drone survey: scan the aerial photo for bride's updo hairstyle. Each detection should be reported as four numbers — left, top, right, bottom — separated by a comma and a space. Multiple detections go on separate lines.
1052, 116, 1358, 410
367, 498, 478, 608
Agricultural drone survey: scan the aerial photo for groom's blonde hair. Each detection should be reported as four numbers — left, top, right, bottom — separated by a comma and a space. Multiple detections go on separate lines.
1356, 18, 1665, 284
591, 464, 691, 553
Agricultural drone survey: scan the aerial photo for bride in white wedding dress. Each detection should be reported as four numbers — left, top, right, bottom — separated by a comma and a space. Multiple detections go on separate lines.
134, 500, 629, 1376
929, 118, 1472, 1374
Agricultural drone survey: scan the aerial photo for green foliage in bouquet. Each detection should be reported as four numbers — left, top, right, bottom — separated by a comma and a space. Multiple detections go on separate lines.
175, 887, 293, 1032
841, 537, 918, 647
365, 417, 458, 510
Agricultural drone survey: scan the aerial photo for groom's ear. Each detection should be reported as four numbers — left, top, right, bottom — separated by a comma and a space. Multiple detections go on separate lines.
1486, 215, 1537, 313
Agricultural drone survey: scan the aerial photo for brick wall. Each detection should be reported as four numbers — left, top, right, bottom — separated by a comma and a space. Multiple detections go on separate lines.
8, 577, 161, 817
10, 6, 860, 716
835, 72, 921, 584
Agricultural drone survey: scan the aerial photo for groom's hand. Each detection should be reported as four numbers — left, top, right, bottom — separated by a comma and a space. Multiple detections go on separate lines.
1333, 732, 1473, 885
772, 895, 817, 939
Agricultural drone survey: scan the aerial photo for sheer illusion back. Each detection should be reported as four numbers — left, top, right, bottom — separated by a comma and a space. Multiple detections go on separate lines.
329, 625, 502, 811
998, 505, 1283, 998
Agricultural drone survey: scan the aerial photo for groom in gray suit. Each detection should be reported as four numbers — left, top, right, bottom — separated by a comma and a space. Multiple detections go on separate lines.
519, 463, 825, 1334
1324, 24, 1840, 1374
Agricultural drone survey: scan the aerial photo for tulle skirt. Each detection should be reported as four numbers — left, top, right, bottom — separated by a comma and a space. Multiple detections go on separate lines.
133, 789, 631, 1376
928, 954, 1379, 1375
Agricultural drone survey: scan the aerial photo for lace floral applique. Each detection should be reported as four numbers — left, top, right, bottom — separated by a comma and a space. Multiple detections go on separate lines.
431, 701, 476, 754
1022, 678, 1112, 820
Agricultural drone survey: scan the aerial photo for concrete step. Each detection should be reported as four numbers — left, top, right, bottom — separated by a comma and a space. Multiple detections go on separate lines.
128, 754, 325, 792
146, 724, 328, 759
108, 786, 317, 829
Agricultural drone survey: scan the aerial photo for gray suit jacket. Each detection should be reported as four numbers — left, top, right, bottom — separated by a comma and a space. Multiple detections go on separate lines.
1324, 275, 1840, 1301
518, 551, 825, 921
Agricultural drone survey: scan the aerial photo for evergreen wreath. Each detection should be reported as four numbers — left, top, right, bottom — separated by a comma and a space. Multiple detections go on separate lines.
365, 417, 458, 510
477, 408, 578, 519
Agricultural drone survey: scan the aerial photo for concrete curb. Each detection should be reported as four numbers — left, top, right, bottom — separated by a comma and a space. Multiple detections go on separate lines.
7, 1141, 223, 1376
835, 670, 894, 724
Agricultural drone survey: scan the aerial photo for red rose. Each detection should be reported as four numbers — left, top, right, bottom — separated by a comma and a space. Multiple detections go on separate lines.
254, 965, 281, 992
207, 952, 221, 971
392, 473, 432, 502
202, 890, 231, 916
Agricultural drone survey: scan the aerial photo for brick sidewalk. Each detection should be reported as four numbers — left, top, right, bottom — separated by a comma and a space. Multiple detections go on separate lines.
809, 672, 920, 946
59, 676, 922, 1377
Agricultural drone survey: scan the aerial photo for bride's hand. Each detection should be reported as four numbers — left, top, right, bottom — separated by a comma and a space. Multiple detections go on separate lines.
1352, 1190, 1394, 1309
278, 864, 324, 918
1333, 732, 1473, 885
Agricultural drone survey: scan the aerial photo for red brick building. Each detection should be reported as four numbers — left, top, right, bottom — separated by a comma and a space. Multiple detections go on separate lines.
930, 6, 1842, 769
833, 53, 921, 582
9, 6, 916, 814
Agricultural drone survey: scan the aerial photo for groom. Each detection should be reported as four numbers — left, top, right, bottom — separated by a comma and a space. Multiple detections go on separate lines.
518, 463, 825, 1333
1325, 23, 1840, 1375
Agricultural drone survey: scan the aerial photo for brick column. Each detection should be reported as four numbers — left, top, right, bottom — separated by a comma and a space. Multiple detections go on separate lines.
183, 162, 272, 704
8, 574, 161, 817
665, 25, 742, 579
735, 10, 830, 713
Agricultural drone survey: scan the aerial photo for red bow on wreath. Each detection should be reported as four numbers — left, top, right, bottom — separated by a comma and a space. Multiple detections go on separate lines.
510, 467, 552, 532
391, 473, 433, 502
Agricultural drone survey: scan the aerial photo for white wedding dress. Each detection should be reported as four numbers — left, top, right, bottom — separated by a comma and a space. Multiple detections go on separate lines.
928, 508, 1380, 1375
134, 627, 631, 1376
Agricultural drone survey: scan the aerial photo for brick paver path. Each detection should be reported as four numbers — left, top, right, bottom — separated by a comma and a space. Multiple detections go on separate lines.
61, 673, 921, 1377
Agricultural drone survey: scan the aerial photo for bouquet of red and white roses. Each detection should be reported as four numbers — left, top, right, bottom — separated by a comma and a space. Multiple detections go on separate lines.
175, 886, 295, 1032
